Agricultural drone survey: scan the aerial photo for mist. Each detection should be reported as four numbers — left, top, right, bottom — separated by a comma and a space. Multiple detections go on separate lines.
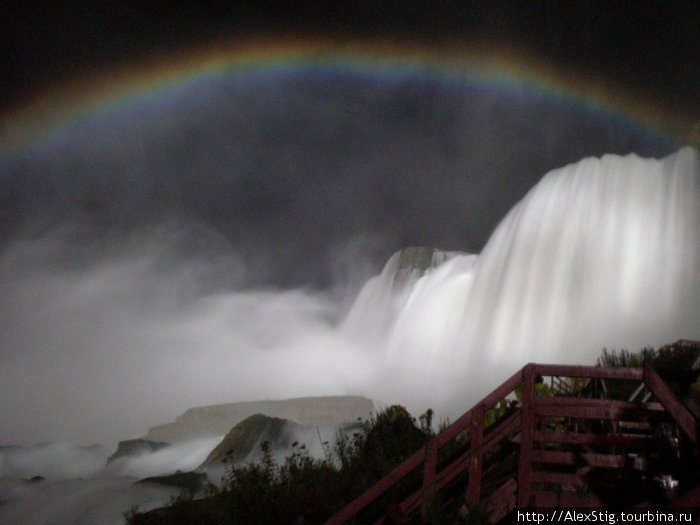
0, 476, 177, 525
0, 66, 692, 450
1, 149, 697, 449
0, 223, 374, 446
344, 148, 699, 412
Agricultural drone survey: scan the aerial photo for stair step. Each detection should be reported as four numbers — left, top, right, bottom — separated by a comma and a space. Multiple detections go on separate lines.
532, 450, 648, 470
618, 421, 654, 430
483, 477, 517, 523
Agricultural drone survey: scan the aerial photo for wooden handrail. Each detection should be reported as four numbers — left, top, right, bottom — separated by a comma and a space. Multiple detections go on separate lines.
397, 409, 523, 517
324, 367, 525, 524
518, 364, 535, 506
325, 360, 699, 524
533, 363, 644, 380
326, 368, 524, 525
324, 446, 427, 524
644, 360, 698, 445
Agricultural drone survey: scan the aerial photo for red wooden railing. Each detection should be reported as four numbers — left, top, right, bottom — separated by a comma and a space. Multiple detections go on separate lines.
325, 361, 700, 524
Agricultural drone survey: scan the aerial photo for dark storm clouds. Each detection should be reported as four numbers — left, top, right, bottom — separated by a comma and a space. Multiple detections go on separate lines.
1, 73, 677, 287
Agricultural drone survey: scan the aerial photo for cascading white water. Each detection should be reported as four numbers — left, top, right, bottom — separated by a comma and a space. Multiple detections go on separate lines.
342, 246, 466, 342
344, 147, 699, 406
1, 147, 697, 525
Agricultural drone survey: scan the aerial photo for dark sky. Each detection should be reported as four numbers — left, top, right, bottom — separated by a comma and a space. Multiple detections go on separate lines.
3, 1, 699, 119
2, 1, 699, 288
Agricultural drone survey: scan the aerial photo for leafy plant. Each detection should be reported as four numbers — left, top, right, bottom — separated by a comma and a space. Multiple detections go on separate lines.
596, 347, 656, 368
127, 405, 434, 524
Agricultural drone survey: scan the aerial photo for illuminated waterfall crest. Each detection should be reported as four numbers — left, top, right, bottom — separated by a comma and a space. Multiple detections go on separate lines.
345, 147, 699, 403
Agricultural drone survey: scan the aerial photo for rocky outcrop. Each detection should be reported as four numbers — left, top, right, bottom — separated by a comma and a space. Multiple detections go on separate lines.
137, 471, 211, 494
198, 414, 289, 470
107, 439, 170, 463
26, 475, 45, 483
144, 396, 373, 444
391, 246, 462, 289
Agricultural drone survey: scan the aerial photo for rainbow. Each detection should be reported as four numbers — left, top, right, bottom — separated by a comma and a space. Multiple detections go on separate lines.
0, 39, 689, 153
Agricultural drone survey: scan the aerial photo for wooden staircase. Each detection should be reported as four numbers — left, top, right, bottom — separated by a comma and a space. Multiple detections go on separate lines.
325, 360, 700, 524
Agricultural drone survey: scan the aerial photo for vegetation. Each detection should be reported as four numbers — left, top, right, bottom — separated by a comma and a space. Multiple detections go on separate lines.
596, 340, 700, 400
597, 341, 699, 374
128, 342, 699, 524
126, 405, 467, 525
201, 413, 287, 468
596, 346, 656, 368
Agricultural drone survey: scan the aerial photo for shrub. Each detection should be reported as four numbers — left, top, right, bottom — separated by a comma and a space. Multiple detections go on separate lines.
127, 405, 433, 524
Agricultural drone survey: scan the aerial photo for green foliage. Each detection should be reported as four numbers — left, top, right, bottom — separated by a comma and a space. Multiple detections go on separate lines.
596, 342, 700, 399
419, 408, 435, 436
123, 504, 140, 523
594, 342, 699, 373
360, 405, 428, 480
653, 343, 699, 372
484, 399, 512, 429
129, 342, 700, 524
596, 347, 656, 368
127, 405, 434, 525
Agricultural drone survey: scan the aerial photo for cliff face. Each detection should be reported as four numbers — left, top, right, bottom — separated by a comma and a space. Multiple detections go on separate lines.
198, 414, 289, 470
107, 439, 170, 463
145, 396, 373, 444
392, 247, 463, 290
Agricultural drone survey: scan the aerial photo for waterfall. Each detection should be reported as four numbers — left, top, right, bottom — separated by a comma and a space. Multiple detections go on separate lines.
344, 147, 699, 404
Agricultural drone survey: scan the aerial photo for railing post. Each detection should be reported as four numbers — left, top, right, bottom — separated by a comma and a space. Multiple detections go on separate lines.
420, 437, 438, 523
644, 361, 699, 447
518, 364, 535, 507
466, 403, 485, 507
